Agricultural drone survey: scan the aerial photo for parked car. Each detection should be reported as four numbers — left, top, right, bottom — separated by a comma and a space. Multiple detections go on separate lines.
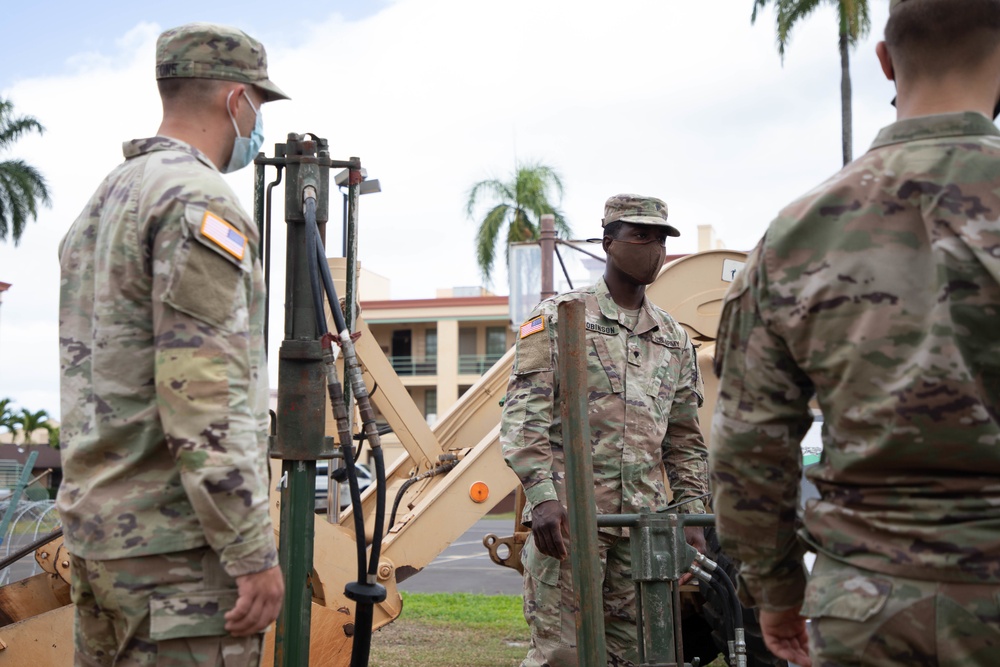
315, 462, 372, 513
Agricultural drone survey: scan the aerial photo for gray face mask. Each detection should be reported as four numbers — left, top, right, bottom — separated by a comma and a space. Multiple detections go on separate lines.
607, 238, 666, 285
223, 90, 264, 173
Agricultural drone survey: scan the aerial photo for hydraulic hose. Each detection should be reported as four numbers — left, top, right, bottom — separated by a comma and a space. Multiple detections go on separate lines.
310, 217, 387, 667
388, 460, 459, 530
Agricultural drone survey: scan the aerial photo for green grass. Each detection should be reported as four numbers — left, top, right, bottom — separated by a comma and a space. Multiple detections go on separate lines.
370, 593, 527, 667
369, 593, 727, 667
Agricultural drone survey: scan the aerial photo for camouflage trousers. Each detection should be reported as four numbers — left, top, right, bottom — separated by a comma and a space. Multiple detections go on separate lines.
70, 545, 262, 667
520, 531, 638, 667
804, 553, 1000, 666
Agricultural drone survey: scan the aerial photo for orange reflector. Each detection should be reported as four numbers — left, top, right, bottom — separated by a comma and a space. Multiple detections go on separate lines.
469, 481, 489, 503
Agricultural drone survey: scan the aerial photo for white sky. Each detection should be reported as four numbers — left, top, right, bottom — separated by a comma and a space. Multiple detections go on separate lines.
0, 0, 896, 417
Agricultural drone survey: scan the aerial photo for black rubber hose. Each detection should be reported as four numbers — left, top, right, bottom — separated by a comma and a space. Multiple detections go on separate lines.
705, 574, 735, 655
343, 442, 366, 582
303, 197, 328, 337
367, 446, 386, 579
351, 602, 375, 666
388, 476, 420, 530
313, 222, 347, 334
715, 564, 745, 636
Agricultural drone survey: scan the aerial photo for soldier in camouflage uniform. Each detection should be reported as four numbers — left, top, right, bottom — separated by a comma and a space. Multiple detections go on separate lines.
501, 194, 710, 667
711, 1, 1000, 665
58, 23, 289, 666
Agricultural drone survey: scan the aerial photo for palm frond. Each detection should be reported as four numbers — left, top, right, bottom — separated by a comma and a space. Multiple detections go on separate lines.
466, 178, 514, 218
751, 0, 772, 24
0, 159, 51, 245
775, 0, 825, 59
477, 203, 512, 283
841, 0, 872, 43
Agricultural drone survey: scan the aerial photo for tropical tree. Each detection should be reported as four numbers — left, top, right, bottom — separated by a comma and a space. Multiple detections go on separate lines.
0, 97, 51, 245
11, 408, 53, 445
0, 398, 16, 439
466, 162, 570, 284
752, 0, 871, 165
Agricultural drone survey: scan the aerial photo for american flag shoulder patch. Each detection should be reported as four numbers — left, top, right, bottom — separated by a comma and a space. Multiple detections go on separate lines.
519, 315, 545, 339
200, 211, 247, 261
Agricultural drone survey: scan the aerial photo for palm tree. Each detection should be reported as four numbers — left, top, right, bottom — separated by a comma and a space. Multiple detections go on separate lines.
466, 162, 570, 284
11, 408, 53, 445
0, 97, 51, 245
752, 0, 871, 165
0, 398, 16, 440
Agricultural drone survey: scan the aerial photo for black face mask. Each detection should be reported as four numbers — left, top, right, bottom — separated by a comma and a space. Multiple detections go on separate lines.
890, 94, 1000, 120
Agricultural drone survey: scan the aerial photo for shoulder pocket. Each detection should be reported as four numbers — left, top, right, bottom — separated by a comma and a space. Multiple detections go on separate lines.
149, 588, 238, 640
162, 204, 250, 332
514, 314, 553, 375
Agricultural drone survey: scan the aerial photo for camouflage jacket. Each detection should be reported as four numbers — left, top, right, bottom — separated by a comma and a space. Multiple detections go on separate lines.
58, 136, 277, 577
501, 277, 709, 534
711, 112, 1000, 611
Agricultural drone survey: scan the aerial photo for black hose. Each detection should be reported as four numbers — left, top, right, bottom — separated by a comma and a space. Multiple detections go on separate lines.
387, 460, 459, 529
342, 441, 367, 583
303, 197, 327, 337
714, 564, 744, 636
313, 222, 347, 334
367, 446, 386, 580
388, 476, 420, 530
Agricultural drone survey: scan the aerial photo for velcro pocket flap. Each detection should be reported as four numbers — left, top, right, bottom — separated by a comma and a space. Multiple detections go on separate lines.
149, 589, 238, 641
162, 205, 250, 331
801, 569, 891, 622
521, 539, 562, 587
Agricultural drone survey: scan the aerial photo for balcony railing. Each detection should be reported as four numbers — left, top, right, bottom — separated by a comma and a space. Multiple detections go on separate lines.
458, 354, 504, 375
390, 355, 437, 376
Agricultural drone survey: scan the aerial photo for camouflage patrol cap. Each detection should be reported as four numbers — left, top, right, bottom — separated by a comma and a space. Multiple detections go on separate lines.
602, 194, 680, 237
155, 23, 289, 102
889, 0, 911, 10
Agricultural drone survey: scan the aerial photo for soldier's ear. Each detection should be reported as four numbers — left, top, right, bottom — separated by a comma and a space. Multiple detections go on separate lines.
876, 42, 895, 82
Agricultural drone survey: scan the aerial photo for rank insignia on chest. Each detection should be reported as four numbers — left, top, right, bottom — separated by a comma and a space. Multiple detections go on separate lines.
200, 211, 247, 261
586, 322, 618, 336
519, 315, 545, 339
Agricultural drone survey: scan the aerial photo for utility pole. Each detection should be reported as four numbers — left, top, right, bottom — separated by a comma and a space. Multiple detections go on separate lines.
539, 214, 557, 300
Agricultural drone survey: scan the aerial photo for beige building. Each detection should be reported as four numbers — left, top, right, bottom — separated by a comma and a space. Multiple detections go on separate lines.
360, 287, 513, 440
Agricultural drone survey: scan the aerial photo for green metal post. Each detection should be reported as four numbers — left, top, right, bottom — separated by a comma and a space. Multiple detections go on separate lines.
276, 460, 316, 666
271, 134, 334, 667
557, 299, 607, 666
253, 156, 265, 245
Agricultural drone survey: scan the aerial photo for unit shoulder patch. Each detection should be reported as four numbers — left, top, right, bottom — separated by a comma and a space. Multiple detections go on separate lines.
586, 321, 619, 336
519, 315, 546, 339
200, 210, 247, 261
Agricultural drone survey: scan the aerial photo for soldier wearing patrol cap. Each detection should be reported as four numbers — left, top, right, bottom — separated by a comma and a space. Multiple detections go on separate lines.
501, 194, 709, 667
58, 23, 288, 666
711, 1, 1000, 665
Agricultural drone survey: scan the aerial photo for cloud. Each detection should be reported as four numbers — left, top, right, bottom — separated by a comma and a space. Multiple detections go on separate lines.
0, 0, 895, 416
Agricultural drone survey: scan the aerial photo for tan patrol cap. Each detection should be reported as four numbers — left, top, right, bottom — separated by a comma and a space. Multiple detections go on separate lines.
155, 23, 289, 102
602, 194, 680, 237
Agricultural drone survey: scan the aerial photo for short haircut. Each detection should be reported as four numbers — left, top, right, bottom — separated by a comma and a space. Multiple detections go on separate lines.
603, 220, 624, 239
886, 0, 1000, 78
157, 77, 231, 107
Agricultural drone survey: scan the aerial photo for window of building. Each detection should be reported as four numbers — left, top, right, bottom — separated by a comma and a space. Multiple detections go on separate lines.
425, 328, 438, 357
425, 389, 437, 426
486, 326, 507, 357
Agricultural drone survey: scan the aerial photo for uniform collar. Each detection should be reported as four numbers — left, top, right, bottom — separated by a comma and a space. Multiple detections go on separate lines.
869, 112, 1000, 151
122, 136, 219, 171
595, 277, 659, 335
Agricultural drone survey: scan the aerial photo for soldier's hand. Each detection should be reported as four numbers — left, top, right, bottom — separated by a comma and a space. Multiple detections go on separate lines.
759, 606, 811, 666
226, 565, 285, 637
679, 526, 708, 585
531, 500, 569, 560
